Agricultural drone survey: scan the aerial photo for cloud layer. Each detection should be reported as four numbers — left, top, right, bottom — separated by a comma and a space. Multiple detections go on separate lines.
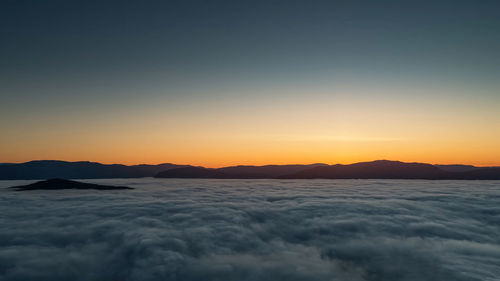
1, 179, 500, 281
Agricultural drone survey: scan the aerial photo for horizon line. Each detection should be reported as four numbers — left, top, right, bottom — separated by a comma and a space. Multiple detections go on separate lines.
3, 159, 499, 168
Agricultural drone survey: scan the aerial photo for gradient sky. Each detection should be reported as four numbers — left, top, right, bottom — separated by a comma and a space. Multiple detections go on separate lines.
1, 0, 500, 167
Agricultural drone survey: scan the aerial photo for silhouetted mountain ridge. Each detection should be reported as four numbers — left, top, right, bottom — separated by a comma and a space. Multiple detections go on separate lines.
0, 160, 189, 180
155, 164, 328, 179
156, 160, 500, 180
1, 160, 499, 180
453, 167, 500, 180
156, 167, 227, 178
281, 160, 444, 179
218, 164, 328, 178
434, 164, 479, 172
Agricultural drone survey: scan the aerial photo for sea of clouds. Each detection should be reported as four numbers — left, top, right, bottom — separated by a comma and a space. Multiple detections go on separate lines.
1, 178, 499, 281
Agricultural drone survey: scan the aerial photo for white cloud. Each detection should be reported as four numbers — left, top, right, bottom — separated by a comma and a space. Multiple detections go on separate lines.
0, 178, 499, 280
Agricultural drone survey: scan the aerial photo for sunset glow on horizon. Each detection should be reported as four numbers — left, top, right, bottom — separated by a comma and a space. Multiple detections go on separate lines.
1, 1, 499, 167
3, 82, 499, 168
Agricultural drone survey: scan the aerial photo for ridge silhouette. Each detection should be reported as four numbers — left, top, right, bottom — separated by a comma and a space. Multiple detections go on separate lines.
156, 160, 500, 180
1, 160, 499, 180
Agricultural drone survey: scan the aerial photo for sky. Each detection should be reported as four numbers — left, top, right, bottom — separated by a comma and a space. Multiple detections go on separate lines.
1, 0, 499, 167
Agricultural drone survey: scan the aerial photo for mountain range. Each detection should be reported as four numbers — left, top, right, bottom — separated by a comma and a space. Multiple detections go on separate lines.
0, 160, 188, 180
156, 160, 500, 180
0, 160, 499, 180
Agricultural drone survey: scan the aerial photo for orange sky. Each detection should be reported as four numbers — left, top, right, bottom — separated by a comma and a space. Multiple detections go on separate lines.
2, 0, 500, 168
2, 84, 499, 167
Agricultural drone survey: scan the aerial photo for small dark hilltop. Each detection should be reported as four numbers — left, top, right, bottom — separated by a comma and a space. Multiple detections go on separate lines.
9, 179, 132, 191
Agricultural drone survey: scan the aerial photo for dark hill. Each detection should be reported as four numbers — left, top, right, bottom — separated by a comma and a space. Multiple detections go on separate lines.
155, 167, 227, 178
155, 160, 500, 180
9, 179, 132, 191
216, 164, 327, 178
434, 164, 479, 173
156, 164, 327, 179
453, 167, 500, 180
281, 160, 447, 179
0, 160, 188, 180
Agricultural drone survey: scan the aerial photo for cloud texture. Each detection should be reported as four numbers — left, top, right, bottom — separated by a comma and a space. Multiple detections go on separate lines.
1, 179, 500, 281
